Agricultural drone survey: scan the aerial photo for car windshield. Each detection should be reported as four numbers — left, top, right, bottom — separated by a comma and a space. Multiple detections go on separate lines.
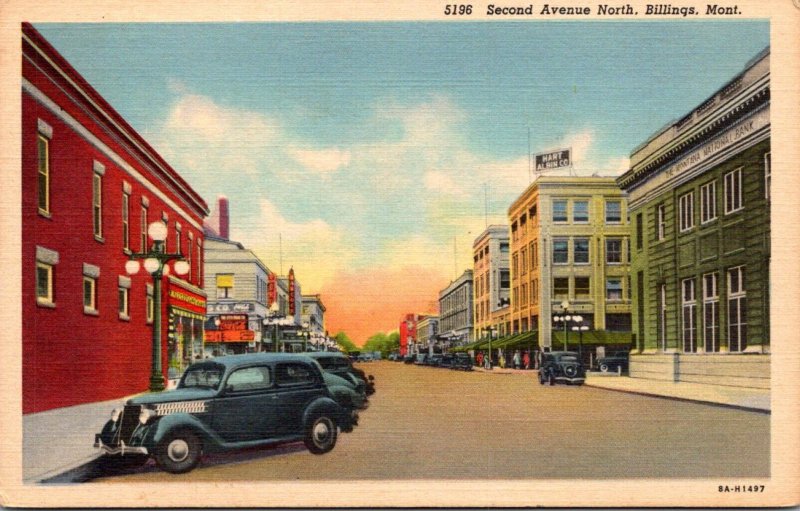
180, 363, 224, 389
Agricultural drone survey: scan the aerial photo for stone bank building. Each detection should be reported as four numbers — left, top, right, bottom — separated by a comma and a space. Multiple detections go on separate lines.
617, 48, 770, 388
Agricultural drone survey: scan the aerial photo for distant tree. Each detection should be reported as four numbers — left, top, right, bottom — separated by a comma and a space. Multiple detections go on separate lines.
333, 331, 358, 353
363, 331, 401, 358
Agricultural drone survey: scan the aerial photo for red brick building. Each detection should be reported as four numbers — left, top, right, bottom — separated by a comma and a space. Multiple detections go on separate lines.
22, 24, 209, 413
399, 313, 423, 356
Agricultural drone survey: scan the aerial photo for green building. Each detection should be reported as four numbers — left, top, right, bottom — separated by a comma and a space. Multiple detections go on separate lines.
617, 49, 770, 389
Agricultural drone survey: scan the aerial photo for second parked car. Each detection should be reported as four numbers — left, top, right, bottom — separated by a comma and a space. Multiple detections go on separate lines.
538, 351, 586, 386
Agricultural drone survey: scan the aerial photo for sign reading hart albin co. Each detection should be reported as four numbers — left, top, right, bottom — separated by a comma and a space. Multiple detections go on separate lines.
535, 148, 571, 171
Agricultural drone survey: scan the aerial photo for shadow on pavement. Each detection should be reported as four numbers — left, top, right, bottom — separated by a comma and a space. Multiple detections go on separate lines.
41, 442, 309, 483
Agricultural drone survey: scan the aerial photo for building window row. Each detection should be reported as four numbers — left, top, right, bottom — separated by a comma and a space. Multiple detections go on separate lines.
551, 276, 628, 302
674, 167, 746, 235
551, 198, 622, 224
658, 266, 747, 353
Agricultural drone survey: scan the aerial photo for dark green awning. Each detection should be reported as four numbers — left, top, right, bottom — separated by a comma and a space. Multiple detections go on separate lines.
550, 330, 632, 350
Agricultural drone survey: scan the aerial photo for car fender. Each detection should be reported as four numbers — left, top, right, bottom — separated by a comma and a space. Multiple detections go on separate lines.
303, 396, 346, 427
145, 413, 223, 450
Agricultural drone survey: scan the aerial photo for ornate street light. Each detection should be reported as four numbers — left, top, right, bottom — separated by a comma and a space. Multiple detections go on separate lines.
263, 302, 288, 352
572, 324, 589, 362
482, 325, 497, 369
126, 221, 189, 392
301, 321, 310, 352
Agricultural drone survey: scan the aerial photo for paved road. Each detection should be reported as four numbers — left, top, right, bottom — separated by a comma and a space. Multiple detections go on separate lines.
91, 361, 769, 481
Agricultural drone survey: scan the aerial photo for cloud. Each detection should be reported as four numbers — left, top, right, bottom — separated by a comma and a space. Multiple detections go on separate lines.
288, 147, 351, 175
232, 199, 354, 292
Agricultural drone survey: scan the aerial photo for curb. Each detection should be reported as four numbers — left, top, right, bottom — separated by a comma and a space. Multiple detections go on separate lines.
583, 382, 771, 415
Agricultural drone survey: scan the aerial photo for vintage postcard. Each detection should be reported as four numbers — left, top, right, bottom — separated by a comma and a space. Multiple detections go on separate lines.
1, 0, 798, 508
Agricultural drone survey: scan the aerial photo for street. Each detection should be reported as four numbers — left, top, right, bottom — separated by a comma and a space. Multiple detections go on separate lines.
90, 361, 769, 482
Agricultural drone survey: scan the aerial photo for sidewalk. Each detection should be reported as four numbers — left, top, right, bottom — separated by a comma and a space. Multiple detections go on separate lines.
474, 366, 770, 413
22, 394, 139, 483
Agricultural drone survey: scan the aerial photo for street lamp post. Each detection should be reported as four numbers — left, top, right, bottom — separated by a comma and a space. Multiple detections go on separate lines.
482, 325, 497, 369
572, 324, 589, 362
263, 302, 287, 353
125, 221, 189, 392
301, 322, 310, 352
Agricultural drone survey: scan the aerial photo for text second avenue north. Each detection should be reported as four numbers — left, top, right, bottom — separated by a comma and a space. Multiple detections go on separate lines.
483, 4, 741, 16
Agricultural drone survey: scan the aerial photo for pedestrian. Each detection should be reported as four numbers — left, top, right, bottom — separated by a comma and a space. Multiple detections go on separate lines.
476, 351, 483, 368
498, 350, 506, 369
513, 350, 521, 370
523, 351, 530, 370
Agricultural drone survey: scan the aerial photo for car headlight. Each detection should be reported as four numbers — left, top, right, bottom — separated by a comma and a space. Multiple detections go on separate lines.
139, 407, 156, 424
110, 408, 121, 422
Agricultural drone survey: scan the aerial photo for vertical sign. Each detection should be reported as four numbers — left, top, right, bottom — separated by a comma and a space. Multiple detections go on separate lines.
288, 268, 296, 315
268, 272, 276, 306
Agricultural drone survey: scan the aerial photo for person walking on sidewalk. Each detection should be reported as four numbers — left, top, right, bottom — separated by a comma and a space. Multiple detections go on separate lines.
498, 350, 506, 369
523, 351, 530, 370
513, 350, 521, 370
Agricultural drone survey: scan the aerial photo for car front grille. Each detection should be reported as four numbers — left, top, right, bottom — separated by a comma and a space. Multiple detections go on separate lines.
115, 404, 141, 445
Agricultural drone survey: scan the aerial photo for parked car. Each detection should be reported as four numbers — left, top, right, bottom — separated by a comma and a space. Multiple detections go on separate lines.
403, 354, 416, 364
428, 354, 444, 367
596, 351, 629, 373
94, 353, 351, 474
305, 351, 375, 397
452, 352, 473, 371
438, 354, 455, 369
320, 371, 367, 430
414, 353, 429, 365
538, 351, 586, 386
357, 353, 374, 362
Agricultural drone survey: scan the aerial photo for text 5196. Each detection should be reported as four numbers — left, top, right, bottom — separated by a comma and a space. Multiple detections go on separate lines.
444, 4, 473, 14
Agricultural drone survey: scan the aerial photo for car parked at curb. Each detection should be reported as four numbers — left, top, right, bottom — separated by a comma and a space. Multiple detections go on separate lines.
94, 353, 351, 474
595, 351, 630, 373
538, 351, 586, 386
305, 351, 375, 397
452, 352, 473, 371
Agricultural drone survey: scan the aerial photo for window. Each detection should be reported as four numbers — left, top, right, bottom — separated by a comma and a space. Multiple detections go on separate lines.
553, 239, 568, 264
118, 287, 129, 320
700, 181, 717, 224
531, 279, 538, 304
679, 192, 694, 232
175, 224, 182, 256
521, 247, 527, 275
520, 284, 527, 306
512, 253, 519, 276
764, 152, 771, 201
216, 274, 234, 299
605, 200, 621, 223
146, 284, 154, 324
636, 213, 643, 250
681, 278, 696, 352
92, 171, 103, 239
553, 200, 568, 222
606, 278, 622, 301
659, 284, 667, 351
141, 205, 148, 251
122, 192, 130, 251
37, 133, 50, 215
703, 273, 719, 353
83, 276, 97, 314
553, 278, 569, 300
499, 270, 510, 289
728, 266, 747, 352
606, 238, 622, 264
724, 168, 743, 214
187, 235, 194, 282
575, 277, 590, 299
573, 201, 589, 223
228, 366, 273, 391
197, 240, 203, 287
36, 262, 53, 306
656, 204, 666, 241
574, 238, 589, 264
499, 242, 509, 255
530, 242, 538, 268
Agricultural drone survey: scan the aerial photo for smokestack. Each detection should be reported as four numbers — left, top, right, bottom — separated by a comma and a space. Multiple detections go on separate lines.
218, 196, 229, 240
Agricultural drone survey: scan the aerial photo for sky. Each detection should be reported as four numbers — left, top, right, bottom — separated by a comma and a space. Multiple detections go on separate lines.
34, 21, 770, 344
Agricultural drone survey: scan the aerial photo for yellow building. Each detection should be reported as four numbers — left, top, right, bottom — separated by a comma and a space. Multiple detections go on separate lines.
508, 176, 632, 358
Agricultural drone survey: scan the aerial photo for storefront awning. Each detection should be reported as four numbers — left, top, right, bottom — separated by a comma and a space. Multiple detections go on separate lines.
550, 330, 632, 349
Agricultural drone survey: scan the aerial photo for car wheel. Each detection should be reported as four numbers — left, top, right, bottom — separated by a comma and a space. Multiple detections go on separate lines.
599, 363, 610, 373
548, 373, 555, 386
304, 414, 338, 455
155, 429, 202, 474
